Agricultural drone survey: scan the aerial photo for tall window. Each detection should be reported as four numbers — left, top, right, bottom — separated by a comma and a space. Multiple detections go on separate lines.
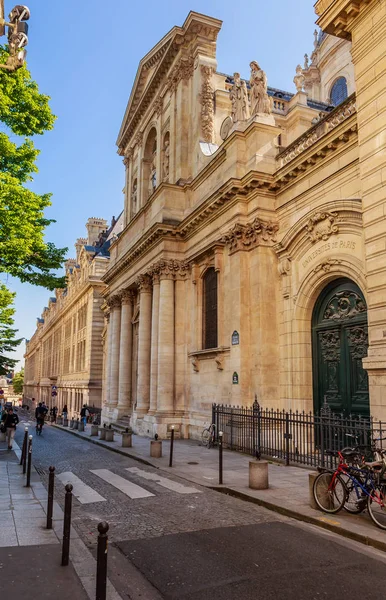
203, 267, 218, 349
330, 77, 348, 106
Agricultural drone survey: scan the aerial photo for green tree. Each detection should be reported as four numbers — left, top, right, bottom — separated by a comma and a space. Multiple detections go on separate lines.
0, 284, 22, 374
12, 367, 24, 394
0, 45, 67, 290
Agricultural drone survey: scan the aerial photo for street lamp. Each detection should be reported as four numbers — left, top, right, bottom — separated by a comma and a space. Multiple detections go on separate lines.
0, 2, 30, 71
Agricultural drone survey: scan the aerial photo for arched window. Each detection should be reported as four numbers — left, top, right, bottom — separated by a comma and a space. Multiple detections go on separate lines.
330, 77, 348, 106
203, 267, 218, 349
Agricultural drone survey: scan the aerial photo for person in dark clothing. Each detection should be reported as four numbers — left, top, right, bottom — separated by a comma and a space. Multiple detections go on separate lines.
35, 402, 48, 433
62, 404, 68, 419
80, 405, 89, 426
52, 406, 58, 423
4, 408, 19, 449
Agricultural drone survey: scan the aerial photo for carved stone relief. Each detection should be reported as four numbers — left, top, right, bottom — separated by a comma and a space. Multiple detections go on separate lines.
306, 211, 339, 243
319, 330, 340, 362
222, 217, 279, 253
313, 259, 342, 274
200, 65, 215, 143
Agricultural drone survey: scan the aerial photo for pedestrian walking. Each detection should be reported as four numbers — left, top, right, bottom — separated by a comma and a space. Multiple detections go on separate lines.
52, 406, 57, 423
3, 407, 19, 450
80, 404, 89, 426
62, 404, 68, 419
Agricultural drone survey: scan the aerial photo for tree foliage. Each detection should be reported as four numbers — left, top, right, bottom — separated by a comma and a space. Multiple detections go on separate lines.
0, 45, 67, 290
0, 284, 22, 374
12, 367, 24, 394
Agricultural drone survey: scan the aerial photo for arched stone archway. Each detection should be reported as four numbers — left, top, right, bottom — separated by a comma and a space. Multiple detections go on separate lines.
311, 278, 369, 417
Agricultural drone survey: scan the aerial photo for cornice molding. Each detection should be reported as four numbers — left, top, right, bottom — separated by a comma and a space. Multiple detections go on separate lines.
315, 0, 372, 39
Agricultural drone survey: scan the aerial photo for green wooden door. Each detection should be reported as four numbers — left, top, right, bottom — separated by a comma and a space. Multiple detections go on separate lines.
312, 279, 369, 417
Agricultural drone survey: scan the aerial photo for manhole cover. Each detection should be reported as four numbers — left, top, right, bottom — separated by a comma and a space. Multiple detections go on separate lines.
187, 462, 199, 465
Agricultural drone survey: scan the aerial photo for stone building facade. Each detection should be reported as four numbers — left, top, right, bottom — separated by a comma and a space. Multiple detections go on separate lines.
23, 216, 122, 415
97, 5, 386, 438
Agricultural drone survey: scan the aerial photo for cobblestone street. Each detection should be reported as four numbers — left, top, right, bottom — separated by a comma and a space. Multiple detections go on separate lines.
13, 419, 386, 600
15, 421, 284, 547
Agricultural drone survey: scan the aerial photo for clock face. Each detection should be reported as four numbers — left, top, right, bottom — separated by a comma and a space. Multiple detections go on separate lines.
220, 116, 233, 141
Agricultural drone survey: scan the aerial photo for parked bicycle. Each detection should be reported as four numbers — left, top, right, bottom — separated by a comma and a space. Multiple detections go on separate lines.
202, 423, 216, 448
313, 441, 386, 530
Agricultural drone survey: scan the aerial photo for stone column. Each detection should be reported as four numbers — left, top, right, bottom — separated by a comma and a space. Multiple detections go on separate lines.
157, 264, 176, 413
118, 290, 134, 415
109, 296, 122, 408
136, 275, 152, 415
149, 272, 160, 414
105, 308, 113, 408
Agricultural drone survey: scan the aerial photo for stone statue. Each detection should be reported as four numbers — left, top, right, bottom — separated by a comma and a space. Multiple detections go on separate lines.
230, 72, 250, 123
304, 53, 309, 69
148, 154, 157, 198
131, 180, 137, 213
293, 65, 305, 92
314, 29, 318, 49
162, 138, 170, 181
249, 61, 271, 116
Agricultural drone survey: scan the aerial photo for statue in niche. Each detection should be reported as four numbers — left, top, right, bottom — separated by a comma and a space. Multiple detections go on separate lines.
230, 72, 250, 123
131, 180, 137, 214
148, 153, 157, 199
162, 137, 170, 181
293, 65, 305, 92
249, 61, 271, 116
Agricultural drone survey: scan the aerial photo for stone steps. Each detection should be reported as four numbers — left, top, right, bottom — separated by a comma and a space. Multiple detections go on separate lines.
111, 417, 132, 433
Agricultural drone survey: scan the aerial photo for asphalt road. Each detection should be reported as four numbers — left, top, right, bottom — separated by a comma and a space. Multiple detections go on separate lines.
15, 418, 386, 600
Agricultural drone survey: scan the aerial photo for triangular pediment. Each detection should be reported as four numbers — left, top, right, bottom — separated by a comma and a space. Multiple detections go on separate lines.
117, 12, 222, 154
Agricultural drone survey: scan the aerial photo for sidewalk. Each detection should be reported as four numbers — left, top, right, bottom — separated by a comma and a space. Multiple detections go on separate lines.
55, 423, 386, 553
0, 437, 121, 600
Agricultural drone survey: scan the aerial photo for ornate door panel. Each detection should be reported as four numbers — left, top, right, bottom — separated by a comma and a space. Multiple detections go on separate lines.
312, 279, 369, 417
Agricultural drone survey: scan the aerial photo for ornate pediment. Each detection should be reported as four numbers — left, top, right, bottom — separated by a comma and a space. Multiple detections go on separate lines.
117, 12, 222, 154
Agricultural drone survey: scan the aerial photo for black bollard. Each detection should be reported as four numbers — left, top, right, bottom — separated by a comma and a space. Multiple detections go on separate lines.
62, 483, 73, 566
169, 426, 175, 468
26, 435, 33, 487
219, 431, 223, 485
96, 521, 109, 600
20, 426, 28, 466
46, 466, 55, 529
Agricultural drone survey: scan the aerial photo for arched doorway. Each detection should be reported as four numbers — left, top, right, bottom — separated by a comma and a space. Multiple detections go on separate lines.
312, 278, 369, 417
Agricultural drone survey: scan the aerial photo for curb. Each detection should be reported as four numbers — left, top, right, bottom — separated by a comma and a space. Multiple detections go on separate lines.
53, 424, 386, 555
210, 486, 386, 554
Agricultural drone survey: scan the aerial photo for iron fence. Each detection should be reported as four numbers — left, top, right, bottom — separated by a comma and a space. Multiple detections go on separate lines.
212, 402, 386, 469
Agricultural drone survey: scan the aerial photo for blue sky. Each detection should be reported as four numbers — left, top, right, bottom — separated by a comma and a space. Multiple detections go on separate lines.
4, 0, 318, 365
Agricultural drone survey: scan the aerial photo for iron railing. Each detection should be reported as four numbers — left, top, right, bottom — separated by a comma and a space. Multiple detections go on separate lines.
212, 402, 386, 469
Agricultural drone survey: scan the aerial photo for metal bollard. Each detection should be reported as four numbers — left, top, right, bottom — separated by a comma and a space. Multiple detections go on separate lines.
169, 425, 175, 468
46, 466, 55, 529
61, 483, 73, 566
219, 431, 223, 485
20, 426, 28, 467
96, 521, 109, 600
26, 435, 33, 487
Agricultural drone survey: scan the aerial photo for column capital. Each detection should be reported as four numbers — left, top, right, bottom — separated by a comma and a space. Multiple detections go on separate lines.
151, 259, 191, 281
119, 289, 136, 305
107, 294, 121, 309
136, 274, 152, 293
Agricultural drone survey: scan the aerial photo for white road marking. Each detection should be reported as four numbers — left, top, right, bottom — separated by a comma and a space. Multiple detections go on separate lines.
57, 472, 106, 504
90, 469, 154, 499
127, 467, 202, 494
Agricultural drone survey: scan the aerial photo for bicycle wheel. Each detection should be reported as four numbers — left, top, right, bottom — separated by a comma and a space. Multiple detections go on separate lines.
340, 473, 367, 514
367, 484, 386, 530
313, 472, 347, 514
202, 428, 211, 447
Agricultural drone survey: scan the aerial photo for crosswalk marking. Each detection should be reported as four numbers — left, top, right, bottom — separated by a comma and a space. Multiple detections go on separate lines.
57, 472, 106, 504
90, 469, 155, 499
127, 467, 202, 494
